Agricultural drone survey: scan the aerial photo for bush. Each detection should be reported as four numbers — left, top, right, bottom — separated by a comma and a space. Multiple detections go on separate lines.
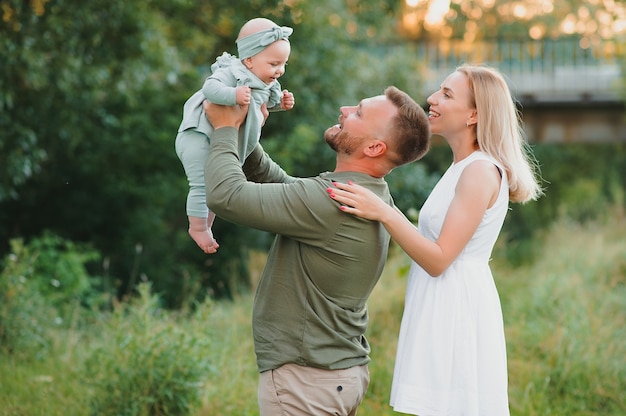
0, 232, 105, 359
0, 238, 54, 358
23, 231, 102, 314
84, 283, 214, 416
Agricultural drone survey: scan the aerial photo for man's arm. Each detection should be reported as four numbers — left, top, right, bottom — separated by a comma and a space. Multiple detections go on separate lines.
242, 144, 297, 184
202, 99, 295, 184
204, 127, 332, 241
203, 101, 335, 239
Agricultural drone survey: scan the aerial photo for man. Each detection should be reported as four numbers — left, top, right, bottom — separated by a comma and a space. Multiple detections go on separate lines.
203, 86, 430, 415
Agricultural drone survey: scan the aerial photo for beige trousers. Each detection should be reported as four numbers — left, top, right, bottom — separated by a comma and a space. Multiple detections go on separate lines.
258, 362, 370, 416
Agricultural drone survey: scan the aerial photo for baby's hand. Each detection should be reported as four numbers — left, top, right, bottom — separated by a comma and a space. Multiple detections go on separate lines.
236, 86, 251, 105
281, 90, 295, 110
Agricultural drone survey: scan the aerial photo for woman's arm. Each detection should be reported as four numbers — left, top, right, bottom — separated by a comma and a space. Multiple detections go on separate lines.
329, 160, 500, 276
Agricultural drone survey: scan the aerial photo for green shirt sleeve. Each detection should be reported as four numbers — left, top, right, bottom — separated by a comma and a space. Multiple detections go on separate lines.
205, 127, 336, 242
242, 143, 297, 184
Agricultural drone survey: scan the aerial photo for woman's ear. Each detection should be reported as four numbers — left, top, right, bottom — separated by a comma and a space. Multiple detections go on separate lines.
467, 110, 477, 127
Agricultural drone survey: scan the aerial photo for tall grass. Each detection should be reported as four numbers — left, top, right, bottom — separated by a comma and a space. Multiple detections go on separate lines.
1, 211, 625, 415
500, 212, 626, 415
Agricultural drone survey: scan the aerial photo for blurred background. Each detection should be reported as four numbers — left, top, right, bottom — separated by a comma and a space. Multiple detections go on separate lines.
1, 1, 625, 414
1, 0, 625, 304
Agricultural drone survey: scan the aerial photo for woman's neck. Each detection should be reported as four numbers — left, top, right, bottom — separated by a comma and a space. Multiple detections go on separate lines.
449, 134, 479, 163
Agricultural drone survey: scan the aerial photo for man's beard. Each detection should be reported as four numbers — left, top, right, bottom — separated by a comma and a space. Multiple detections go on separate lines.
324, 127, 360, 155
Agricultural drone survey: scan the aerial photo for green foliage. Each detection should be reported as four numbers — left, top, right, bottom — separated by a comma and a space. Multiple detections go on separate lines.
500, 142, 626, 265
0, 239, 53, 358
2, 211, 624, 415
620, 50, 626, 102
500, 212, 626, 415
1, 0, 625, 307
0, 0, 167, 200
23, 231, 101, 312
84, 283, 214, 416
0, 233, 99, 358
386, 162, 440, 220
0, 0, 433, 305
0, 0, 264, 305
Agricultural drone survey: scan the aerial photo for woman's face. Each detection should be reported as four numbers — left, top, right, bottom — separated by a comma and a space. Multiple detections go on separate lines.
426, 71, 475, 137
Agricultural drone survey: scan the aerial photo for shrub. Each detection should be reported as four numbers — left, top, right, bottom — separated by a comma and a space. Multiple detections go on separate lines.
24, 231, 102, 314
0, 238, 54, 358
0, 232, 103, 358
84, 283, 214, 416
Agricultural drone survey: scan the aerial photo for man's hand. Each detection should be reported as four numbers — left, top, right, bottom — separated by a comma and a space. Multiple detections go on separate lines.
203, 100, 248, 129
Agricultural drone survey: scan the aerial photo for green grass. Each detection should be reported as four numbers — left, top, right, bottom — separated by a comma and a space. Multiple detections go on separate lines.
500, 214, 626, 415
1, 211, 625, 415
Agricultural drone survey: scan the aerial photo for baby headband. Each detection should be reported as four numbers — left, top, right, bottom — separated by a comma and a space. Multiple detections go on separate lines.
237, 25, 293, 60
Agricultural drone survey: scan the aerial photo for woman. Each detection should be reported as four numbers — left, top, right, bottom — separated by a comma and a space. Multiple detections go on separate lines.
328, 64, 542, 415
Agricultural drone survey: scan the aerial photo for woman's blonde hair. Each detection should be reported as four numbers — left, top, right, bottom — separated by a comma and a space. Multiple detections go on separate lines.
458, 64, 543, 203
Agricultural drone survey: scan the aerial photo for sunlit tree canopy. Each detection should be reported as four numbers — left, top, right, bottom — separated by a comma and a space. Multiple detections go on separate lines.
400, 0, 626, 41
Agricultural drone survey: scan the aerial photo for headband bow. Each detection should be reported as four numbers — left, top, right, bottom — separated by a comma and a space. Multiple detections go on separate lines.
237, 26, 293, 60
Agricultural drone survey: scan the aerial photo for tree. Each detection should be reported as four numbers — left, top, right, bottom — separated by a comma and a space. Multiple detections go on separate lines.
0, 0, 225, 305
0, 0, 435, 306
398, 0, 626, 42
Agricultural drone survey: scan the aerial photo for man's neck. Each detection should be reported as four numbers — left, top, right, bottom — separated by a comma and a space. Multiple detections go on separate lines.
334, 159, 387, 178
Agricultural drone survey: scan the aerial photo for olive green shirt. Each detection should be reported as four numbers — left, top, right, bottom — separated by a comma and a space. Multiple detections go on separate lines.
205, 127, 393, 372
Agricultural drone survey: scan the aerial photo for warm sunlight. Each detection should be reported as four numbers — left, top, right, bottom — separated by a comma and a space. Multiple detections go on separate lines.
402, 0, 626, 39
424, 0, 450, 27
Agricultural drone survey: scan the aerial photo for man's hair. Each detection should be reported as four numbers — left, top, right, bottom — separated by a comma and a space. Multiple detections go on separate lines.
384, 86, 431, 166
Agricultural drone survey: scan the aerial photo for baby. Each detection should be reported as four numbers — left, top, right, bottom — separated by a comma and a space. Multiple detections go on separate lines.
175, 18, 294, 253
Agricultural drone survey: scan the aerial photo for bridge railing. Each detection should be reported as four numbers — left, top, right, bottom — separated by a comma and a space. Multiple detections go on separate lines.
409, 37, 625, 103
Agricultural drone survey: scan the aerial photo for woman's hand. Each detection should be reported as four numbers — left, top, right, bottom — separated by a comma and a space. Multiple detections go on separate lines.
327, 181, 391, 222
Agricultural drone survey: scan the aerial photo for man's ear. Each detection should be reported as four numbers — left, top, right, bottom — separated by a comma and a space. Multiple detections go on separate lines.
364, 139, 387, 157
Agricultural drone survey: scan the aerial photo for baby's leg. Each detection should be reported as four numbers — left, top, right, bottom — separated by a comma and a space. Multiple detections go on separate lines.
176, 130, 219, 253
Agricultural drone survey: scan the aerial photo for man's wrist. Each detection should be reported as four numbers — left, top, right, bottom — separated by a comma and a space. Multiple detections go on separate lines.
213, 126, 239, 134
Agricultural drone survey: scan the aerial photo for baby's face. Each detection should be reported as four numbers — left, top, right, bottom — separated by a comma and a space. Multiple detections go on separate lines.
243, 40, 291, 85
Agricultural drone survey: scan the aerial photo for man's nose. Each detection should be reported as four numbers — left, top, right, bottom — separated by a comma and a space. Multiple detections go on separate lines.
340, 105, 355, 117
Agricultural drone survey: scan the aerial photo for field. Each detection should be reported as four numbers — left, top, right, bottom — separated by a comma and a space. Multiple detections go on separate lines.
1, 212, 625, 415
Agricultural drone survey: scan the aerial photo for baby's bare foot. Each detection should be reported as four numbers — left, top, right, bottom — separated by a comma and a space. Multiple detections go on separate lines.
189, 228, 219, 254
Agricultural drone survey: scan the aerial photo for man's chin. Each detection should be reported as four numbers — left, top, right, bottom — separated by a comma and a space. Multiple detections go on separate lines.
324, 125, 340, 140
324, 133, 338, 152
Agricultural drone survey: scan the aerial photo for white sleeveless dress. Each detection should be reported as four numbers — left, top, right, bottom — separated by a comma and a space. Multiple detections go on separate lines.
390, 151, 511, 415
